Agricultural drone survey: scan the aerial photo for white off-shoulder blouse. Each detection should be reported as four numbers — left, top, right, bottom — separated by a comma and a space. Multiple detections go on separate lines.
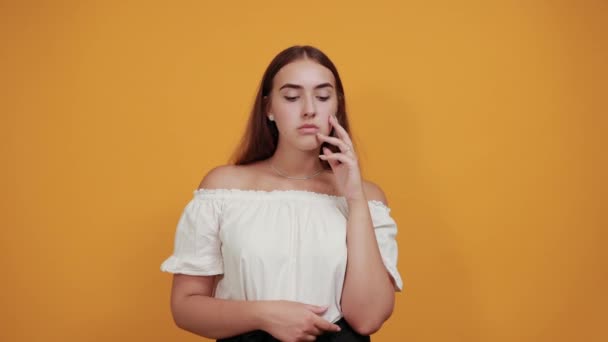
160, 188, 403, 324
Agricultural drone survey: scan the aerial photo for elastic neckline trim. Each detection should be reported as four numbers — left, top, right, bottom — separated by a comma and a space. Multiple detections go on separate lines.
193, 188, 390, 210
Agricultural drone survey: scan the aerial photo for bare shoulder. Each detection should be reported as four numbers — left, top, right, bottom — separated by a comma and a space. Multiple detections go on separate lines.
362, 179, 389, 206
197, 164, 251, 190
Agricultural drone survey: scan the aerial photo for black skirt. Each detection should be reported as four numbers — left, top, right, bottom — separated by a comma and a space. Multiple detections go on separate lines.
216, 317, 370, 342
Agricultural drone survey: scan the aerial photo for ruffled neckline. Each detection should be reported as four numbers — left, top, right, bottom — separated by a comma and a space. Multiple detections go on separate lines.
193, 188, 390, 210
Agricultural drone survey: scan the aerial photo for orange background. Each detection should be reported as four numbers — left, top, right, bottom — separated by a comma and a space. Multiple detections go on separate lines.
1, 1, 606, 341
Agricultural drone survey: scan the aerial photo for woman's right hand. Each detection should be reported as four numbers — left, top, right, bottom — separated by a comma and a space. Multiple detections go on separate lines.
257, 300, 342, 342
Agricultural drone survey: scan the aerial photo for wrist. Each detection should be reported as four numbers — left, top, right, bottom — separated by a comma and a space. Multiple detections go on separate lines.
252, 300, 271, 331
346, 194, 367, 205
346, 188, 366, 204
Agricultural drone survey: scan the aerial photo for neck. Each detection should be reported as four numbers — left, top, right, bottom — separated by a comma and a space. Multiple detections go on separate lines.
269, 142, 325, 178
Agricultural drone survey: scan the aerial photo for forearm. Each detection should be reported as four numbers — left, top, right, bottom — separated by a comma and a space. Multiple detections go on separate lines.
341, 198, 395, 334
172, 295, 265, 339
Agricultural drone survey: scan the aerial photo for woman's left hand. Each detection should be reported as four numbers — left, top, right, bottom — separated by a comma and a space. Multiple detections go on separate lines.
317, 115, 365, 202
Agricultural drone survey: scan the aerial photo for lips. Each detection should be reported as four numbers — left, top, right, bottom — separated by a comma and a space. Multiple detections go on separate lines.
297, 124, 320, 135
298, 124, 319, 129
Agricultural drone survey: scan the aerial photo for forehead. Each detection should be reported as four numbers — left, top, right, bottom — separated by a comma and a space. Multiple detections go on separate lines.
273, 59, 336, 89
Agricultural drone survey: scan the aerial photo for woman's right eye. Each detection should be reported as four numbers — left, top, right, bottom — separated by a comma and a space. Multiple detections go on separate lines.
284, 96, 299, 102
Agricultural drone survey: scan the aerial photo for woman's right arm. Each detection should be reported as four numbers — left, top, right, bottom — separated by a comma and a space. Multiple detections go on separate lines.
170, 274, 264, 339
169, 274, 341, 340
170, 167, 268, 338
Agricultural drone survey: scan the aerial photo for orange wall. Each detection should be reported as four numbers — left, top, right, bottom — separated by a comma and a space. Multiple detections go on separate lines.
2, 1, 606, 341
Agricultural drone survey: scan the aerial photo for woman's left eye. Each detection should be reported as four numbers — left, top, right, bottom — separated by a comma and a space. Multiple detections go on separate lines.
317, 96, 330, 101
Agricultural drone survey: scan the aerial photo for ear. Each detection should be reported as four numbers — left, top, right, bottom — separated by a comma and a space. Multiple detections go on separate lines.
263, 95, 271, 114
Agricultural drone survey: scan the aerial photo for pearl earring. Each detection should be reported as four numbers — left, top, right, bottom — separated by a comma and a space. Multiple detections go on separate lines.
268, 114, 275, 121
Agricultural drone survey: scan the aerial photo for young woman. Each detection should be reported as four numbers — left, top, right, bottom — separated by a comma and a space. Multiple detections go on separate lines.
160, 45, 403, 342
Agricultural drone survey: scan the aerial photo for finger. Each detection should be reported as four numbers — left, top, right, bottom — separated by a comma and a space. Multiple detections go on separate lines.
319, 151, 355, 166
316, 133, 352, 153
305, 326, 322, 336
329, 115, 354, 147
304, 304, 328, 314
314, 317, 342, 333
303, 335, 316, 341
321, 147, 341, 169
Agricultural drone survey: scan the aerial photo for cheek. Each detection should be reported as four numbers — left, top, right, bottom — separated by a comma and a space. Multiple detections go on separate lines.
274, 111, 299, 132
273, 106, 296, 124
318, 117, 332, 135
318, 104, 337, 133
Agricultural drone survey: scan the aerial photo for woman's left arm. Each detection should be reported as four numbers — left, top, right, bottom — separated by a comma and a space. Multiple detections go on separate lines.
317, 115, 396, 335
340, 189, 396, 335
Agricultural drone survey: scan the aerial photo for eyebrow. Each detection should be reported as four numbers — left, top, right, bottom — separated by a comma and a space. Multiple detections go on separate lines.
279, 83, 334, 90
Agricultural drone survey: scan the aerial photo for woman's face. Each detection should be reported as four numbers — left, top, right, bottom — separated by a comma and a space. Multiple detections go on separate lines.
267, 59, 338, 151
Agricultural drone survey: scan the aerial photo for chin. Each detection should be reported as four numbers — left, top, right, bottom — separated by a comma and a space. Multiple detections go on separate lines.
295, 140, 322, 151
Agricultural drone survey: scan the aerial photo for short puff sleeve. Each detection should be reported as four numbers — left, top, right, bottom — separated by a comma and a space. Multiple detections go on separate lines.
369, 201, 404, 291
160, 192, 224, 275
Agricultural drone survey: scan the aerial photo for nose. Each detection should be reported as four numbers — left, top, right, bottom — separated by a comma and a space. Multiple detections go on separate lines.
302, 95, 316, 118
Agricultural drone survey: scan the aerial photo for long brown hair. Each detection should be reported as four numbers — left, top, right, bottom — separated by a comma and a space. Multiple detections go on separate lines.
229, 45, 352, 169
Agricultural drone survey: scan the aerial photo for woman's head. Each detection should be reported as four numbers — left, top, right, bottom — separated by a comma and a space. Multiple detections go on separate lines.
231, 45, 351, 167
